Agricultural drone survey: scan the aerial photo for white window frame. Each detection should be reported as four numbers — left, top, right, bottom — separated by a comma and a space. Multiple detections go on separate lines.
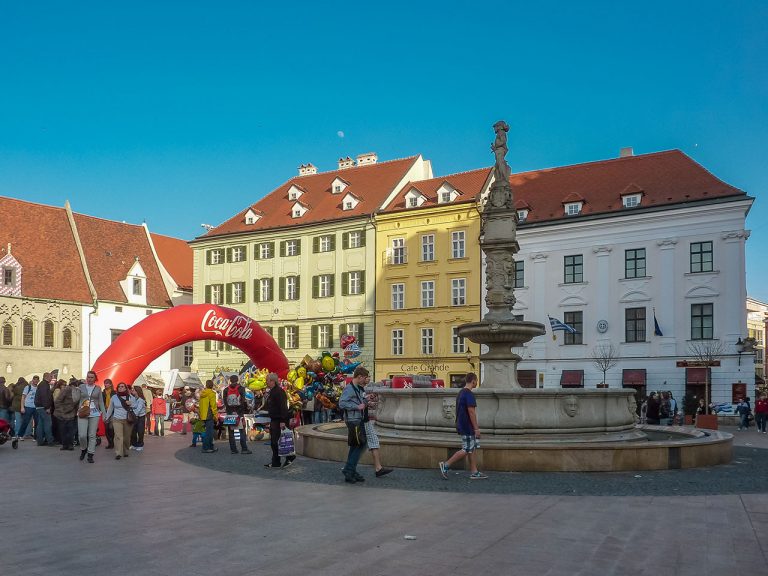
623, 194, 641, 208
231, 282, 245, 304
348, 271, 363, 295
391, 329, 404, 356
319, 274, 332, 298
408, 197, 418, 208
259, 278, 272, 301
452, 327, 466, 354
441, 191, 451, 203
392, 238, 405, 264
231, 246, 245, 262
318, 325, 331, 348
391, 283, 405, 310
451, 231, 465, 259
348, 231, 362, 248
183, 344, 193, 367
451, 278, 466, 306
259, 243, 272, 259
517, 209, 528, 222
210, 249, 223, 265
421, 280, 435, 308
319, 235, 332, 252
132, 278, 143, 296
210, 285, 223, 305
286, 276, 298, 300
421, 234, 435, 262
285, 239, 299, 256
421, 328, 434, 355
565, 202, 582, 216
285, 326, 298, 349
345, 323, 361, 342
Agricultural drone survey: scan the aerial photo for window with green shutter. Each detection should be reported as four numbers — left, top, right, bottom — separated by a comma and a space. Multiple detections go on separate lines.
226, 283, 233, 304
341, 272, 349, 296
278, 327, 285, 348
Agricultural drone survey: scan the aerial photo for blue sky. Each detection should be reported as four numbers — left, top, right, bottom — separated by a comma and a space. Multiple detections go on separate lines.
1, 1, 766, 300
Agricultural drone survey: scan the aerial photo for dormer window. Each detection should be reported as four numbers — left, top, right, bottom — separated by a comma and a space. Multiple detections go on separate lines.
441, 192, 451, 203
291, 201, 308, 219
132, 278, 143, 296
564, 202, 583, 216
409, 197, 418, 208
336, 186, 342, 193
436, 182, 459, 204
331, 177, 349, 195
517, 209, 529, 222
345, 202, 353, 210
341, 192, 360, 211
405, 187, 427, 209
293, 210, 301, 217
244, 208, 261, 225
622, 194, 641, 208
287, 184, 304, 201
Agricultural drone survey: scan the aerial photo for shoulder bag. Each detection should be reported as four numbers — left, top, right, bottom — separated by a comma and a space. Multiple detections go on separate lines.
117, 395, 137, 424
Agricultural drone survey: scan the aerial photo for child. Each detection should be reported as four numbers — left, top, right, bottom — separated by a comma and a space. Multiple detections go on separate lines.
190, 416, 205, 448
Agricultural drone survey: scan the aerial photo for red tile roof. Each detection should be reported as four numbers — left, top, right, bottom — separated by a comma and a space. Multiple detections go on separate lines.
510, 150, 744, 223
73, 214, 172, 307
384, 167, 494, 212
201, 156, 421, 238
0, 197, 93, 303
151, 233, 194, 291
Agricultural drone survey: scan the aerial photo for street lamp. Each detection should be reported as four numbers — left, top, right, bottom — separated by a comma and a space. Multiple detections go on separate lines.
736, 337, 746, 366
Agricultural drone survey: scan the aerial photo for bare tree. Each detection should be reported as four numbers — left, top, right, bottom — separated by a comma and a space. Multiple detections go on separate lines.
686, 340, 726, 409
592, 344, 619, 386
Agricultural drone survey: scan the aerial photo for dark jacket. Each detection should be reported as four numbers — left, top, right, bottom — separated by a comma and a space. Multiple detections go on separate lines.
223, 385, 248, 416
53, 385, 80, 420
0, 383, 11, 409
265, 385, 289, 422
646, 396, 660, 421
11, 381, 26, 412
35, 380, 53, 410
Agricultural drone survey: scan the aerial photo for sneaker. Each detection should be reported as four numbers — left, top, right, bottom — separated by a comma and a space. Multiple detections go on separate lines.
375, 468, 393, 478
353, 473, 365, 482
469, 471, 488, 480
438, 461, 449, 479
343, 473, 357, 484
87, 453, 94, 463
79, 449, 87, 461
241, 449, 252, 455
135, 447, 143, 452
282, 459, 294, 468
129, 446, 136, 450
115, 455, 122, 460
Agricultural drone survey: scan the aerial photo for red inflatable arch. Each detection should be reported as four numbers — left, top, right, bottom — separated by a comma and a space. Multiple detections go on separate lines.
91, 304, 289, 386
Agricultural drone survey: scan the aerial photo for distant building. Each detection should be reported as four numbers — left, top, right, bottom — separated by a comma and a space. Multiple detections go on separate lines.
747, 297, 767, 383
0, 196, 192, 381
190, 154, 433, 376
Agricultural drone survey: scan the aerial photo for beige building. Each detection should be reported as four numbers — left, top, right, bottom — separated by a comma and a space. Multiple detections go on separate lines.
747, 297, 767, 381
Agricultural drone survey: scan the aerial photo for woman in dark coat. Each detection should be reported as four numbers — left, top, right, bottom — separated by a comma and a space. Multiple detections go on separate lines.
646, 392, 661, 425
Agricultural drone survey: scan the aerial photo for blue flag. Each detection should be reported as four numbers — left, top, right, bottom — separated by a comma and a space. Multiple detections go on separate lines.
654, 311, 664, 337
548, 315, 577, 334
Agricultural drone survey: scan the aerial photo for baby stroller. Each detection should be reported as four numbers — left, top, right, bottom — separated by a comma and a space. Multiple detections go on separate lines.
0, 418, 17, 449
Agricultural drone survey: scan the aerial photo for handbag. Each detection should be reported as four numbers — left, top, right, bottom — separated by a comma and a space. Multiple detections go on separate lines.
117, 395, 137, 424
278, 428, 295, 457
77, 400, 91, 419
346, 420, 366, 447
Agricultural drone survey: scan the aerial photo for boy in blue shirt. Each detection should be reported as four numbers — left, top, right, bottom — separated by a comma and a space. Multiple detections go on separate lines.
438, 372, 487, 480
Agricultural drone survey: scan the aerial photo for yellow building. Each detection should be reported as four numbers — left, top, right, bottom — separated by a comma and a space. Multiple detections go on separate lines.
190, 154, 433, 376
374, 168, 492, 386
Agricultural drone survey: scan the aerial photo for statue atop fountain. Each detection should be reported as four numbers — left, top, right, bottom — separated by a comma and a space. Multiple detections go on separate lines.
458, 121, 546, 388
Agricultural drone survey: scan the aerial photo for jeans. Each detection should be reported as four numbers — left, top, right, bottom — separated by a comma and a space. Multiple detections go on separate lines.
202, 418, 215, 450
35, 408, 54, 444
105, 419, 114, 447
78, 416, 100, 454
17, 407, 38, 439
756, 413, 767, 433
0, 408, 10, 425
131, 415, 146, 447
342, 443, 366, 476
740, 413, 750, 429
154, 414, 165, 436
227, 423, 248, 453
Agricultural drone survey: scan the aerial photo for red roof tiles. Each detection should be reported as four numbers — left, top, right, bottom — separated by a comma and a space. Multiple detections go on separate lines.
385, 167, 494, 212
151, 233, 194, 291
202, 156, 421, 237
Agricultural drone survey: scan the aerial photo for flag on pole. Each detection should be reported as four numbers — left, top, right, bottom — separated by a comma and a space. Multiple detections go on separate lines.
548, 315, 577, 340
653, 308, 664, 337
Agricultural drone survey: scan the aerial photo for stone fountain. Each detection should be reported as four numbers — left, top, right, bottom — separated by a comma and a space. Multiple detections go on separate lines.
297, 122, 732, 471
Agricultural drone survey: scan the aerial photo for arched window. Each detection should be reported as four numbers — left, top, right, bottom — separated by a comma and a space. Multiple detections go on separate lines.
1, 323, 12, 346
43, 320, 54, 348
22, 318, 33, 347
62, 327, 72, 349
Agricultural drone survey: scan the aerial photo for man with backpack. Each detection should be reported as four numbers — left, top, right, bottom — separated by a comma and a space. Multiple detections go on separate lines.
263, 372, 294, 468
438, 372, 487, 480
223, 375, 251, 454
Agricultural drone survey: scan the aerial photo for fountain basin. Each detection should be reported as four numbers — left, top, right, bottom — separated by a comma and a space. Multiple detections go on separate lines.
296, 423, 733, 472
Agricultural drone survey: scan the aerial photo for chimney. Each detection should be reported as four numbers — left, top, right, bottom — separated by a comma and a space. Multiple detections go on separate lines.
619, 147, 634, 158
298, 163, 318, 176
356, 152, 378, 166
337, 156, 354, 170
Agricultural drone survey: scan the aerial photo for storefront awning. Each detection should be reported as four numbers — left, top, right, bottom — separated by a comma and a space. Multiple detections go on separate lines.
622, 369, 646, 386
560, 370, 584, 388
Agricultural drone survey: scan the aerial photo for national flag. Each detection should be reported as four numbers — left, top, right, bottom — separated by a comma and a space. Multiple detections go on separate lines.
653, 309, 664, 337
548, 315, 577, 340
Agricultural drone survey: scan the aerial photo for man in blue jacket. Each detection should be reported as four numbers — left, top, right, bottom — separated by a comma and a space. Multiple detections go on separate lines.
339, 366, 370, 484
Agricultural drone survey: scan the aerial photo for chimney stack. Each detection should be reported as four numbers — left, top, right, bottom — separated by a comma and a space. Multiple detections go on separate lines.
298, 163, 318, 176
356, 152, 378, 166
619, 147, 634, 158
337, 156, 354, 170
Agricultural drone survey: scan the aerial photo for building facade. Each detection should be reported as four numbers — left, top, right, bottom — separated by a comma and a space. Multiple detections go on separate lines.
374, 168, 491, 385
747, 297, 767, 381
191, 154, 433, 377
0, 197, 192, 382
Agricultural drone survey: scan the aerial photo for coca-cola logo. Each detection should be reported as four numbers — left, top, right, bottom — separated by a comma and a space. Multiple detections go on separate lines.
201, 309, 254, 340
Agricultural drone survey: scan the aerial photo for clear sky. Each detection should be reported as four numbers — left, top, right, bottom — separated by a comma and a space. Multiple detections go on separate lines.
1, 1, 766, 300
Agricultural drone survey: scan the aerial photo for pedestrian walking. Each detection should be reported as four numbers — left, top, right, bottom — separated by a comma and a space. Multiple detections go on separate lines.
53, 379, 79, 450
263, 372, 294, 468
17, 376, 40, 443
363, 387, 392, 478
130, 385, 147, 451
338, 366, 370, 483
102, 379, 115, 449
151, 390, 166, 436
104, 382, 133, 460
438, 372, 487, 480
78, 371, 106, 463
755, 393, 768, 434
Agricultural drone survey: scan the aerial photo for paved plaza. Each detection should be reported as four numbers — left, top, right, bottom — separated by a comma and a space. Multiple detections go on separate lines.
4, 426, 768, 576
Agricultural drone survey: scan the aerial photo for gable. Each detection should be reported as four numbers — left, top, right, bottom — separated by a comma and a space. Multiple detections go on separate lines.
331, 177, 350, 194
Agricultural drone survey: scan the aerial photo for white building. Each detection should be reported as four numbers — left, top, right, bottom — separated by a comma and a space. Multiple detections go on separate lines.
483, 149, 755, 409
